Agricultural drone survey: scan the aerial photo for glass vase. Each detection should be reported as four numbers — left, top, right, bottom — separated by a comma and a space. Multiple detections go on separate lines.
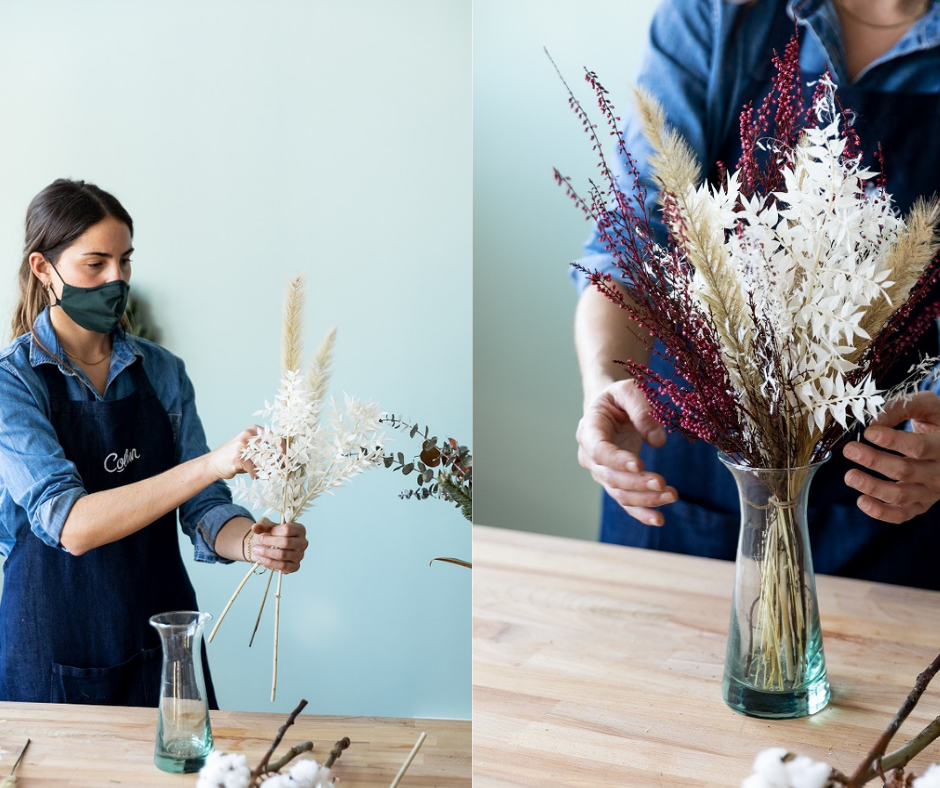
150, 611, 214, 773
718, 455, 830, 719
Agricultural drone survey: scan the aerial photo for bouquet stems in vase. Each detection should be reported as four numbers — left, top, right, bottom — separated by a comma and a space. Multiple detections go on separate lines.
720, 456, 829, 717
554, 36, 940, 717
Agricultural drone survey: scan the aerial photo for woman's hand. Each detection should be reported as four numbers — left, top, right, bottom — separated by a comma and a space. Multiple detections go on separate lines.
208, 426, 261, 480
251, 517, 308, 573
577, 379, 677, 526
843, 391, 940, 523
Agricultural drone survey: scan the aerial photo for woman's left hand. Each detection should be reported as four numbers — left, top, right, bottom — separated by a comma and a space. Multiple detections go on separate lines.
843, 391, 940, 523
251, 517, 308, 573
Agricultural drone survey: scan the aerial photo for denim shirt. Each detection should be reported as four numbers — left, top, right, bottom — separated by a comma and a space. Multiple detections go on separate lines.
0, 308, 252, 562
572, 0, 940, 292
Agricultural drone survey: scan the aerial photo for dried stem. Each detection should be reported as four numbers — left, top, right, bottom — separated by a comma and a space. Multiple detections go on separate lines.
430, 557, 472, 569
272, 570, 283, 702
388, 732, 427, 788
251, 698, 308, 780
249, 569, 275, 648
209, 561, 261, 643
266, 741, 314, 773
324, 737, 351, 769
846, 651, 940, 787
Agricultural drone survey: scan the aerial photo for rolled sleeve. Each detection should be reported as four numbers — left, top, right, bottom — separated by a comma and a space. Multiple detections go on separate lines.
0, 358, 88, 551
189, 497, 254, 564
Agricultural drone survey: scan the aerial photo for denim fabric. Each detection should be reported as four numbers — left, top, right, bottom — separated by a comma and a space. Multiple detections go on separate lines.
0, 307, 252, 562
571, 0, 940, 292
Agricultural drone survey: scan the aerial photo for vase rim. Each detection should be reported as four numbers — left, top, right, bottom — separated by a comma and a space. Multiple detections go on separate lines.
717, 451, 832, 473
149, 610, 211, 629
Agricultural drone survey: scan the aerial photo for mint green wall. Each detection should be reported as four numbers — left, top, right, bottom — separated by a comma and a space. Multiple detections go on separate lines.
473, 1, 655, 541
0, 0, 470, 718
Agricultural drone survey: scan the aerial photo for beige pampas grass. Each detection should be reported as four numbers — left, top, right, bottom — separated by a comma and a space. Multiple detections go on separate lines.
308, 326, 336, 403
856, 198, 940, 352
281, 275, 306, 376
633, 86, 764, 427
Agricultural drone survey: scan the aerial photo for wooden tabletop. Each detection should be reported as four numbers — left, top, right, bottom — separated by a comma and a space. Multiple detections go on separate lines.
472, 524, 940, 787
0, 703, 470, 787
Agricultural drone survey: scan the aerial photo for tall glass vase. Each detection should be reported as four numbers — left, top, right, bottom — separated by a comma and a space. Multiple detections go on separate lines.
150, 611, 214, 773
718, 455, 830, 719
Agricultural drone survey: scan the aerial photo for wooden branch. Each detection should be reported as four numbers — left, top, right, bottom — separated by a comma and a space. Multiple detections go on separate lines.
847, 651, 940, 787
324, 737, 351, 769
266, 741, 314, 773
250, 698, 308, 780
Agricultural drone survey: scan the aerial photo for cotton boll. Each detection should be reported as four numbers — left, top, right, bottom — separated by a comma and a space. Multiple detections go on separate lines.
786, 755, 831, 788
288, 759, 334, 787
913, 764, 940, 787
196, 751, 251, 788
224, 773, 252, 788
750, 748, 791, 787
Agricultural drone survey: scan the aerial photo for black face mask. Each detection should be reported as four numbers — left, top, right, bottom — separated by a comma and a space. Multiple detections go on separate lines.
50, 265, 129, 334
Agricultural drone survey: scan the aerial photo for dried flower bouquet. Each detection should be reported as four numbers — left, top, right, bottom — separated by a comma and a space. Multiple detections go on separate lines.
209, 275, 384, 701
555, 37, 940, 695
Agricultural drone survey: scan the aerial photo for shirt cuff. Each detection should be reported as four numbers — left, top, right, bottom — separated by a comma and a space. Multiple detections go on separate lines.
35, 488, 87, 551
193, 503, 255, 564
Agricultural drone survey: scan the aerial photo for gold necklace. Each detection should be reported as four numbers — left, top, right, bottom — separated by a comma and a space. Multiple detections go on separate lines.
833, 0, 930, 28
63, 346, 111, 366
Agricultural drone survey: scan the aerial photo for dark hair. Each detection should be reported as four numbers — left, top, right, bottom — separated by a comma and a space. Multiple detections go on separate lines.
12, 178, 134, 338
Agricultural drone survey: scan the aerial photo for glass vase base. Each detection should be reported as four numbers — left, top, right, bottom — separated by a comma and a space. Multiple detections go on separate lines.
722, 675, 830, 719
154, 736, 213, 774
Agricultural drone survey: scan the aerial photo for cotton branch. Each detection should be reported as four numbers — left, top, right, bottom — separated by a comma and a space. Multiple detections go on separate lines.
846, 651, 940, 787
251, 698, 308, 780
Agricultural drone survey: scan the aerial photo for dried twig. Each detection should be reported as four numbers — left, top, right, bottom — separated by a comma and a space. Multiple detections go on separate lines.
249, 568, 274, 648
209, 561, 261, 643
251, 698, 308, 780
272, 570, 283, 701
267, 741, 314, 774
430, 557, 472, 569
324, 737, 351, 770
389, 732, 426, 788
846, 652, 940, 787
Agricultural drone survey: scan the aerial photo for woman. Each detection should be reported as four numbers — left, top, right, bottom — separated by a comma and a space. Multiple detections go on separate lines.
0, 178, 308, 705
574, 0, 940, 588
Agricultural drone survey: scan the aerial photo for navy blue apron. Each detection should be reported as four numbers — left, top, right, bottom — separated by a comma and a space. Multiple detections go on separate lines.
601, 3, 940, 590
0, 358, 218, 706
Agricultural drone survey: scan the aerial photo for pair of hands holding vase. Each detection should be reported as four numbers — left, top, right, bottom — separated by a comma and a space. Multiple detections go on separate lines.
578, 378, 940, 527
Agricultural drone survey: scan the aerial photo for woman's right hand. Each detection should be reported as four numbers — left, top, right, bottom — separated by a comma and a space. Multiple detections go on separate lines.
208, 426, 261, 480
577, 379, 677, 526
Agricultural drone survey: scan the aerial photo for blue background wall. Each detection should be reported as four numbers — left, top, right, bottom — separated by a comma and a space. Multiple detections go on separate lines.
473, 0, 654, 541
0, 0, 470, 718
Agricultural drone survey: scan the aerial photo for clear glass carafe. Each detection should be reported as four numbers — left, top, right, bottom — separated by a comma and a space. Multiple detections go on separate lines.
149, 611, 214, 773
719, 455, 830, 719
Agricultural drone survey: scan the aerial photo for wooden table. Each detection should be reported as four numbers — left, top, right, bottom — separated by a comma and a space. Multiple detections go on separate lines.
473, 524, 940, 787
0, 703, 470, 786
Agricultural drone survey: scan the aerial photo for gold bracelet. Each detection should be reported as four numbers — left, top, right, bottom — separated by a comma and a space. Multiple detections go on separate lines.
243, 530, 254, 563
